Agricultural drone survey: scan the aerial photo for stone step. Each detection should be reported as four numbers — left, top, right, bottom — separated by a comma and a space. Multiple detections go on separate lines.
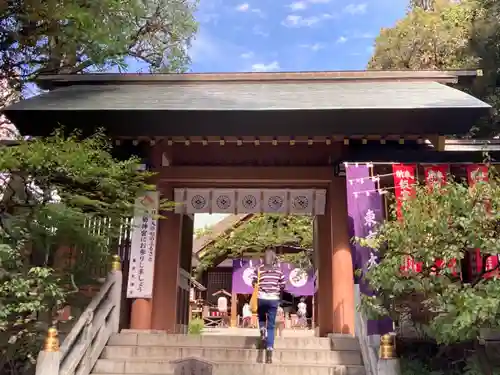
93, 359, 365, 375
101, 346, 362, 365
109, 333, 360, 351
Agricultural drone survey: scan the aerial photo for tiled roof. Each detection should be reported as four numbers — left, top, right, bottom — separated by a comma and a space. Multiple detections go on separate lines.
3, 81, 490, 111
193, 214, 253, 255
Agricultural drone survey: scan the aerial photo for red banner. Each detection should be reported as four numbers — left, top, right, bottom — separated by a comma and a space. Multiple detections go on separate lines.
424, 165, 458, 276
393, 164, 421, 272
467, 164, 488, 186
424, 165, 448, 189
393, 164, 417, 220
466, 164, 497, 278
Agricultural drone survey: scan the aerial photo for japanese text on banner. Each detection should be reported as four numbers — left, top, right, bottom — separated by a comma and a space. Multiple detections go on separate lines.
127, 191, 160, 299
392, 164, 416, 219
466, 165, 498, 279
424, 165, 458, 276
392, 164, 420, 272
345, 164, 393, 336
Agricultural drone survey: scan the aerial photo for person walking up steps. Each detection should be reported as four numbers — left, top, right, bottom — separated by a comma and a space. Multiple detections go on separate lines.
250, 248, 286, 364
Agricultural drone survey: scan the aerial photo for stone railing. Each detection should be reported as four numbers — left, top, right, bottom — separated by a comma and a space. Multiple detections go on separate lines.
354, 285, 400, 375
36, 255, 123, 375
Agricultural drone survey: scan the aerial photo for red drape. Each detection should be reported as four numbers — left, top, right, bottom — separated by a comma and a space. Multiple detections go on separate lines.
393, 164, 421, 272
424, 165, 457, 276
466, 164, 498, 279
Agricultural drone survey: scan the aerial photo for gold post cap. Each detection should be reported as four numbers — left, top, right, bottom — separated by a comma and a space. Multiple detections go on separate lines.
111, 255, 121, 271
379, 333, 396, 359
43, 327, 60, 352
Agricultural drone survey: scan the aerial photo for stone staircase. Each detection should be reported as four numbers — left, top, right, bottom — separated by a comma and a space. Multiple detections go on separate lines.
91, 331, 366, 375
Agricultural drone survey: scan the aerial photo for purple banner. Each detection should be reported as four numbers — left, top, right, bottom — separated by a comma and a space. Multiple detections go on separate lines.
232, 259, 315, 296
280, 262, 315, 296
346, 164, 393, 336
232, 259, 262, 294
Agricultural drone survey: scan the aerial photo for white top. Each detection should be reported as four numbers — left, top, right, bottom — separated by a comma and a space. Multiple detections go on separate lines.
297, 302, 307, 315
276, 306, 285, 322
217, 296, 228, 312
242, 303, 252, 318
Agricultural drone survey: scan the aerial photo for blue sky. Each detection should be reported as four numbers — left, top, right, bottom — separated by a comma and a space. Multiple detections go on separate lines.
186, 0, 409, 72
134, 0, 411, 230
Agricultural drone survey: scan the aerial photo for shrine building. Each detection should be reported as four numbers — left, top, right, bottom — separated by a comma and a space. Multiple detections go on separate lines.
2, 70, 493, 336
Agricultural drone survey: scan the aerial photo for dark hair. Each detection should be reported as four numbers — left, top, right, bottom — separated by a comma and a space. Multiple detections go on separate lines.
264, 248, 277, 265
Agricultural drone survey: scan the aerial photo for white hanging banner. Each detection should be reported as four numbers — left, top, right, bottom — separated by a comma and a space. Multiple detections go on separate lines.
211, 189, 236, 214
174, 188, 186, 214
262, 189, 288, 214
172, 188, 327, 215
237, 189, 262, 213
289, 189, 314, 215
127, 191, 160, 299
314, 189, 327, 215
186, 189, 211, 214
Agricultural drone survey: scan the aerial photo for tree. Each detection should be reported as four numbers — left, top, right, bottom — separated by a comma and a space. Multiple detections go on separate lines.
0, 130, 162, 374
197, 214, 313, 271
410, 0, 436, 11
369, 0, 500, 136
369, 1, 480, 70
0, 0, 198, 105
358, 172, 500, 345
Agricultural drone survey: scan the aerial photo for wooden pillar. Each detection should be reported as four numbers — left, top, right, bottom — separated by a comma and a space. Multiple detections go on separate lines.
130, 299, 153, 330
130, 142, 182, 332
230, 293, 238, 327
313, 295, 317, 329
317, 199, 334, 336
150, 187, 183, 332
316, 178, 355, 336
330, 177, 355, 335
312, 218, 320, 334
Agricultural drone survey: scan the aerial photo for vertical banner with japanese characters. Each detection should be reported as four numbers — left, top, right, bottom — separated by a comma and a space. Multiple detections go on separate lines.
392, 164, 417, 219
424, 165, 448, 189
127, 191, 160, 298
424, 165, 458, 276
346, 164, 393, 336
466, 165, 498, 278
393, 164, 421, 272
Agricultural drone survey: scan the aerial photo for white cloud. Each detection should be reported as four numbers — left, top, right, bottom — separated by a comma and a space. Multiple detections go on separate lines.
282, 13, 334, 27
336, 36, 348, 43
356, 32, 374, 38
189, 29, 245, 69
321, 13, 336, 19
289, 1, 307, 10
287, 0, 333, 11
198, 13, 219, 24
251, 8, 265, 17
195, 0, 222, 25
236, 2, 263, 16
300, 43, 325, 51
240, 51, 255, 59
189, 31, 221, 63
251, 61, 280, 72
343, 3, 367, 14
236, 3, 250, 11
253, 25, 269, 37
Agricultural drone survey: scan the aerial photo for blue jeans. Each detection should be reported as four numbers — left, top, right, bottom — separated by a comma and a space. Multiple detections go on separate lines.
257, 299, 278, 349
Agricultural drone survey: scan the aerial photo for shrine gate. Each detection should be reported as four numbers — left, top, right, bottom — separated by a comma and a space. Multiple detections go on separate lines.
3, 70, 491, 336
